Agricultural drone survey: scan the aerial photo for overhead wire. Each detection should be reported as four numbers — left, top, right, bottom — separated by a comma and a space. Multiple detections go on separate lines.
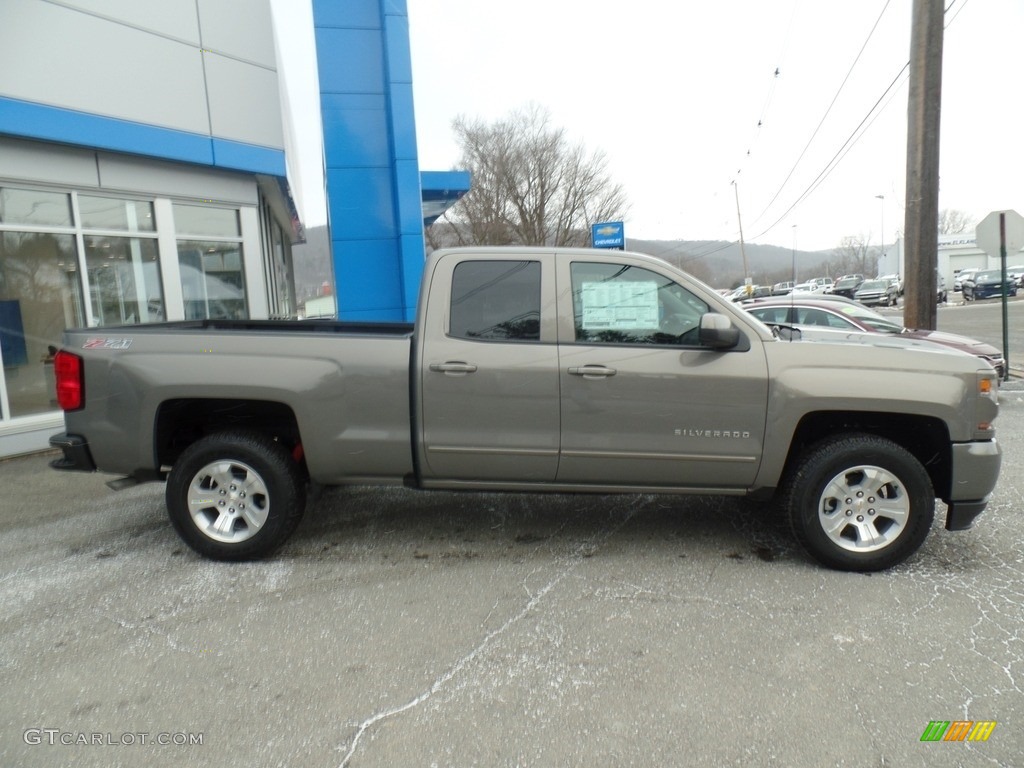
745, 0, 974, 245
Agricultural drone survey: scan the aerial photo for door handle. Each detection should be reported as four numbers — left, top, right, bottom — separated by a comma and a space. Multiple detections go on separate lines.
568, 365, 617, 378
429, 361, 478, 374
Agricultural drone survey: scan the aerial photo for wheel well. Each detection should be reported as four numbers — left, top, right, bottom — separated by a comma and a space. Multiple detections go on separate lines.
783, 411, 951, 498
155, 399, 303, 472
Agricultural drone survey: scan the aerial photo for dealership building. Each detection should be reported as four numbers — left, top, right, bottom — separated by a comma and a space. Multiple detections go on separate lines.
0, 0, 468, 457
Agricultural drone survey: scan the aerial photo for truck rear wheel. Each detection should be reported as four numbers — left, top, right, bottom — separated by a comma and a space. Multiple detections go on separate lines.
166, 431, 306, 560
783, 434, 934, 571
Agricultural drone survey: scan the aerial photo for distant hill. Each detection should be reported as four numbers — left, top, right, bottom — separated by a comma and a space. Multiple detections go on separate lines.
627, 238, 836, 289
293, 227, 840, 299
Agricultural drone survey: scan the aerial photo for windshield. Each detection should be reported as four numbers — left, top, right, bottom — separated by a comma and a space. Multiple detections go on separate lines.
858, 280, 887, 290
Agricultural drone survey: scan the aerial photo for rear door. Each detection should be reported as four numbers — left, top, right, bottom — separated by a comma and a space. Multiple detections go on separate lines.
419, 252, 560, 482
555, 254, 769, 489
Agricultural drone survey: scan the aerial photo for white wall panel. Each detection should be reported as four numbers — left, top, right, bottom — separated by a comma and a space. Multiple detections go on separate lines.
198, 0, 277, 67
0, 137, 100, 188
205, 54, 285, 149
58, 0, 200, 44
0, 0, 209, 134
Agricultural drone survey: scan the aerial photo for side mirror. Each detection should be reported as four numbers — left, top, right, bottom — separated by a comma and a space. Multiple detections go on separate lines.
698, 313, 740, 349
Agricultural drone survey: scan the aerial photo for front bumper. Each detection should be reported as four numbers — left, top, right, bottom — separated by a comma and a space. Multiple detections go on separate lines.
49, 432, 96, 472
944, 440, 1001, 530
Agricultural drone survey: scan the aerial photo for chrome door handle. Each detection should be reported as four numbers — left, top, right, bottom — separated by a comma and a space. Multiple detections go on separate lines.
429, 361, 478, 374
568, 365, 617, 378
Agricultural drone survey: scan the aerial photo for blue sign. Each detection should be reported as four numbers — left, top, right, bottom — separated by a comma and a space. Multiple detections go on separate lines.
592, 221, 625, 249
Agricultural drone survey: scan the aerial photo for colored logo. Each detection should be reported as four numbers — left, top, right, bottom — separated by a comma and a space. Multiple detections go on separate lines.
920, 721, 996, 742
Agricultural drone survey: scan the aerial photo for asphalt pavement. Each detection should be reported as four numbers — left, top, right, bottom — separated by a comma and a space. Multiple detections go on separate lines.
1, 382, 1023, 767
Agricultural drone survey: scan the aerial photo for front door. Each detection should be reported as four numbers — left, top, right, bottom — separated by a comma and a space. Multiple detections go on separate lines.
556, 257, 769, 489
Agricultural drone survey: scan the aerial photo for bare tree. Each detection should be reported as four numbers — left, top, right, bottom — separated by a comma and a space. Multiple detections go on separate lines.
937, 208, 974, 235
427, 105, 629, 248
831, 234, 878, 277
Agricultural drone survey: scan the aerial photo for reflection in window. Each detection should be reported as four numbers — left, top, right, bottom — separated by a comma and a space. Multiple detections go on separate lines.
0, 187, 72, 227
570, 262, 709, 345
178, 240, 247, 320
449, 261, 541, 341
84, 236, 163, 325
0, 231, 84, 417
79, 196, 155, 232
173, 204, 240, 237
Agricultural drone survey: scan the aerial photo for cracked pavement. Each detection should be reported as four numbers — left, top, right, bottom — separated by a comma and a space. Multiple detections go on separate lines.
2, 383, 1023, 766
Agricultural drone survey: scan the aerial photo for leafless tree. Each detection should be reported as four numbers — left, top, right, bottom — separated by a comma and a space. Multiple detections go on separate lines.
427, 105, 629, 248
831, 234, 878, 277
937, 208, 974, 235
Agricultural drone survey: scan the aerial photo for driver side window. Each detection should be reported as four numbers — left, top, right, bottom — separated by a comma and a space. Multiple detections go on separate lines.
570, 262, 709, 345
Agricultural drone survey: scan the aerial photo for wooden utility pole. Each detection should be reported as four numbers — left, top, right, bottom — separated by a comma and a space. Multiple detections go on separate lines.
902, 0, 944, 330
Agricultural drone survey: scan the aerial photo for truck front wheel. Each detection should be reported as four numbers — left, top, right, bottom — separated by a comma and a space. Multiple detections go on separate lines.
783, 434, 934, 571
166, 431, 306, 560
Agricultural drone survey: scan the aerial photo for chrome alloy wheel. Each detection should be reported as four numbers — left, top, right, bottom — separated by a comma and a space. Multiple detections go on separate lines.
817, 465, 910, 553
186, 460, 270, 544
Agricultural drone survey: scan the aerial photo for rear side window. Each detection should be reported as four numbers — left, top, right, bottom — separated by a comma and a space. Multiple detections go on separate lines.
449, 260, 541, 341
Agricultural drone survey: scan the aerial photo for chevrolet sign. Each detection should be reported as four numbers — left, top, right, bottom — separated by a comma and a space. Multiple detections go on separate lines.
592, 221, 625, 249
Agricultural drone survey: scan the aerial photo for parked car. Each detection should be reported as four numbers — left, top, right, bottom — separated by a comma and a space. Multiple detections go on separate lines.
877, 273, 903, 295
743, 297, 1006, 377
771, 280, 795, 295
791, 276, 833, 294
853, 278, 899, 307
954, 268, 978, 293
962, 269, 1019, 301
727, 284, 773, 302
1005, 265, 1024, 287
831, 275, 865, 299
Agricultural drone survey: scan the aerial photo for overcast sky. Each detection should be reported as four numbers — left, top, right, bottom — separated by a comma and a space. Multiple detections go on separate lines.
277, 0, 1023, 253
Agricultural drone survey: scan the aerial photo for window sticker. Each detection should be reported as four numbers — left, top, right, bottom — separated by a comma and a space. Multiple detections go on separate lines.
580, 281, 660, 330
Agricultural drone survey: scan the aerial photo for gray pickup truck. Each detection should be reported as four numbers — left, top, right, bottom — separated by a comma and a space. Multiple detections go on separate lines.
50, 247, 1002, 571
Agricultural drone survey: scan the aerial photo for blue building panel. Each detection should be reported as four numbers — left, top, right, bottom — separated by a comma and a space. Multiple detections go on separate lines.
314, 27, 385, 95
387, 83, 418, 162
314, 2, 381, 29
382, 14, 413, 83
319, 94, 391, 168
314, 0, 426, 323
0, 95, 214, 166
0, 95, 287, 178
393, 159, 423, 235
325, 168, 397, 240
211, 138, 287, 176
332, 238, 405, 319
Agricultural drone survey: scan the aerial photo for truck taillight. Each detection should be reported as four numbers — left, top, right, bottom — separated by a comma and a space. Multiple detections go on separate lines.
54, 351, 84, 411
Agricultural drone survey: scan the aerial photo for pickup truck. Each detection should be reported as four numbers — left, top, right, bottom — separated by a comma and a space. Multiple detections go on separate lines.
49, 247, 1002, 571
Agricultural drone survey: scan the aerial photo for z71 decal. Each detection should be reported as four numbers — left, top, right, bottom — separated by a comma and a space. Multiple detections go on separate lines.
82, 338, 133, 350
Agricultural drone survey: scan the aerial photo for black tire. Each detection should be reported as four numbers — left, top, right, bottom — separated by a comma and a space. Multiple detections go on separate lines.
166, 430, 306, 561
781, 434, 934, 571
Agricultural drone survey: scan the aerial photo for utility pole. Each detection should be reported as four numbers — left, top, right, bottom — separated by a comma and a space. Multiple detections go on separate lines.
902, 0, 943, 330
732, 181, 750, 284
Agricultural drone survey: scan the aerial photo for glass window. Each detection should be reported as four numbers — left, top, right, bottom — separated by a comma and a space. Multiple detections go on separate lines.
79, 196, 155, 232
449, 260, 541, 341
0, 187, 72, 227
84, 236, 163, 325
172, 204, 240, 237
795, 307, 852, 328
0, 231, 84, 417
178, 240, 247, 320
749, 306, 791, 325
570, 262, 709, 345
